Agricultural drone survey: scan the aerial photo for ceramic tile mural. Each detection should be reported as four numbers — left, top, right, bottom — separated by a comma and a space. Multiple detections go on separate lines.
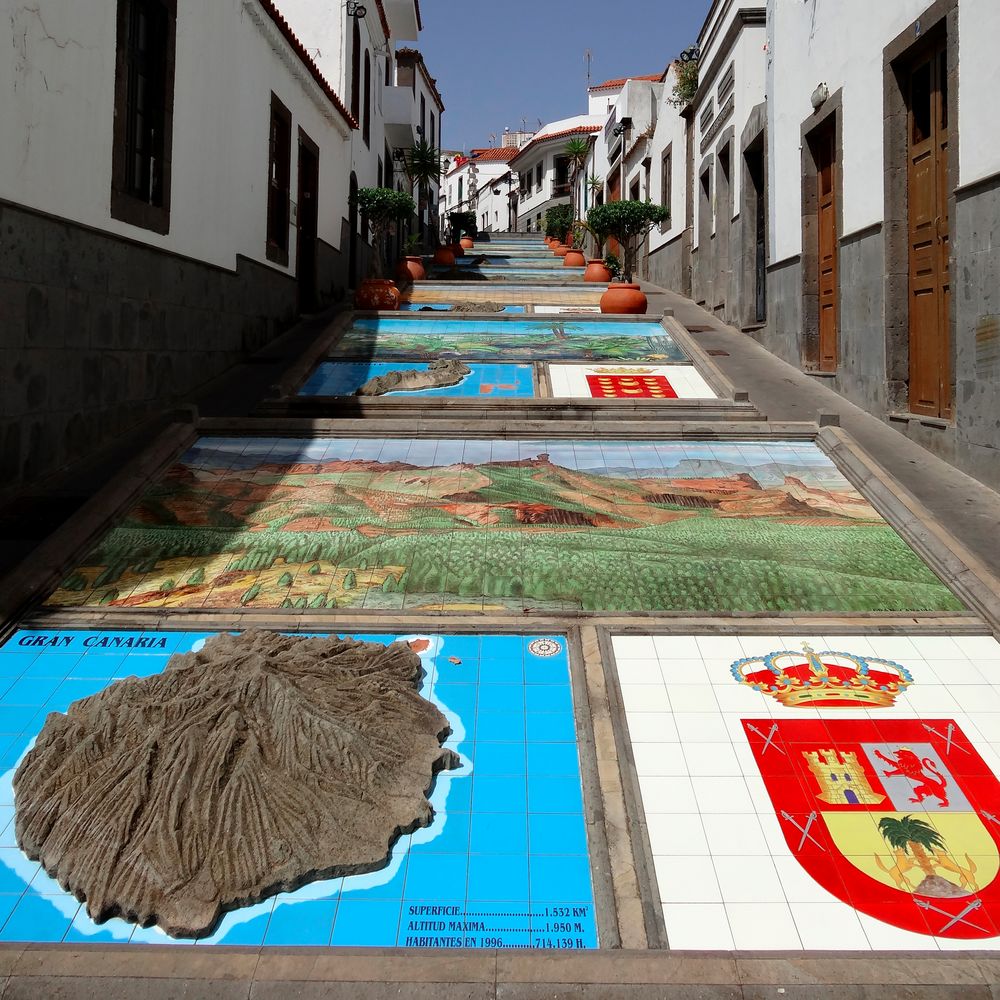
299, 362, 535, 398
547, 365, 716, 400
398, 304, 526, 313
45, 437, 961, 613
0, 629, 596, 948
612, 632, 1000, 950
328, 318, 688, 363
533, 307, 603, 315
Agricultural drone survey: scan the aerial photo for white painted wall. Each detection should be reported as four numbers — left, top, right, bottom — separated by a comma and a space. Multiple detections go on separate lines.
690, 11, 766, 251
2, 0, 354, 275
273, 0, 347, 97
647, 63, 689, 254
766, 0, 975, 262
958, 0, 1000, 185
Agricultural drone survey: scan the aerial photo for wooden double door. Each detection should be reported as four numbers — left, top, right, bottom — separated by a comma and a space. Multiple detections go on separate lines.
814, 124, 838, 373
906, 38, 952, 419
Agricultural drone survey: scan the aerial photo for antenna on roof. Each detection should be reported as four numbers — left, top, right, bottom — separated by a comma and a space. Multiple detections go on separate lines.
489, 133, 497, 146
585, 49, 592, 88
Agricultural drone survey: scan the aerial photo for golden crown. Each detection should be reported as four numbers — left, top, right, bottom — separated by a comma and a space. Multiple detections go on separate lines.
730, 643, 913, 709
591, 367, 656, 375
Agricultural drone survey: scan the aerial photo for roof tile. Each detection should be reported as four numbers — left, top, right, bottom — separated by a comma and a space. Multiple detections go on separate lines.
260, 0, 357, 129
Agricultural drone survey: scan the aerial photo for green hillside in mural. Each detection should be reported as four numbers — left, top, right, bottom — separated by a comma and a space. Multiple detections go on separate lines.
45, 438, 963, 614
329, 328, 687, 362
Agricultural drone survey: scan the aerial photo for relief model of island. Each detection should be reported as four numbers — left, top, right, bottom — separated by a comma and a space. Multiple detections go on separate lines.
45, 437, 963, 614
329, 317, 688, 363
13, 631, 459, 938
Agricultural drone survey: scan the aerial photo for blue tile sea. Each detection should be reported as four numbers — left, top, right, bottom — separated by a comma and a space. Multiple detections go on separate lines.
0, 630, 597, 949
299, 362, 535, 398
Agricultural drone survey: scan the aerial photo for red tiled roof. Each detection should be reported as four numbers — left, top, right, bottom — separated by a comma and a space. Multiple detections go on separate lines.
589, 73, 663, 92
374, 0, 392, 40
469, 147, 522, 162
508, 125, 600, 166
259, 0, 358, 129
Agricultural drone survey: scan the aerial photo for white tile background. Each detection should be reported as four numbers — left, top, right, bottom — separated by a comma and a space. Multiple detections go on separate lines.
612, 633, 1000, 951
547, 365, 717, 400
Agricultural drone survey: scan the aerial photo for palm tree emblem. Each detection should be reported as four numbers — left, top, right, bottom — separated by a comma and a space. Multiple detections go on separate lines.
875, 815, 978, 897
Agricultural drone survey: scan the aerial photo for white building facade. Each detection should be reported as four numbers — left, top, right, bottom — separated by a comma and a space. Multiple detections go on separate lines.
0, 0, 443, 500
580, 0, 1000, 490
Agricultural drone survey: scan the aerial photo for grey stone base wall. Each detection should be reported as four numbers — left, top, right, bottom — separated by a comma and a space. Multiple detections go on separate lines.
951, 173, 1000, 489
646, 232, 688, 296
758, 256, 802, 364
0, 200, 343, 503
756, 179, 1000, 491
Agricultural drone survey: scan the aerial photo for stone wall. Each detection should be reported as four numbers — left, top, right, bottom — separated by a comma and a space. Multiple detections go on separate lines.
757, 256, 802, 364
0, 200, 344, 503
940, 173, 1000, 489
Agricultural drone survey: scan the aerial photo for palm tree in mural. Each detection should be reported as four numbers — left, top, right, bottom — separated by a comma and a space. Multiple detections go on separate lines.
563, 137, 592, 229
877, 815, 947, 880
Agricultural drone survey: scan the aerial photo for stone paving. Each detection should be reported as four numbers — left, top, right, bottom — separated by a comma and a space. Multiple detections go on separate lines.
2, 234, 1000, 995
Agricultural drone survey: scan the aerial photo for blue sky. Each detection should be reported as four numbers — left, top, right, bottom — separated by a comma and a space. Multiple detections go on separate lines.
416, 0, 712, 152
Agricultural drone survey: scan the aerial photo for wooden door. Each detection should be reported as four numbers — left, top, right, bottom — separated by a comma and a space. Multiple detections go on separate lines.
815, 125, 838, 372
296, 138, 319, 311
907, 41, 951, 418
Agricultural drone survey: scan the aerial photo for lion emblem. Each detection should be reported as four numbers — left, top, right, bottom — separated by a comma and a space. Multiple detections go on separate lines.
874, 747, 949, 807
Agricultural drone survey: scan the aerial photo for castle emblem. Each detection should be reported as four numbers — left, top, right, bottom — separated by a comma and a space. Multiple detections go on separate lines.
746, 717, 1000, 939
803, 748, 886, 805
731, 643, 912, 709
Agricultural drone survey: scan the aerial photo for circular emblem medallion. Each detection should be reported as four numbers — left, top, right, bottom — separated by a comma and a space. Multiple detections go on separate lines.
528, 637, 562, 658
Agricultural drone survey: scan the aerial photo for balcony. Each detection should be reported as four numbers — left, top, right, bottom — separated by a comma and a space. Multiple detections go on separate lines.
382, 85, 416, 148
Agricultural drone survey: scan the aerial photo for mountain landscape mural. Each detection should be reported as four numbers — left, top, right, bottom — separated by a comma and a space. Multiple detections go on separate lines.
45, 437, 963, 613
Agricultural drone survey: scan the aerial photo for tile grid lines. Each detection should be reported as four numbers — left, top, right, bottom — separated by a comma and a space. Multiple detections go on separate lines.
0, 631, 598, 948
611, 632, 1000, 952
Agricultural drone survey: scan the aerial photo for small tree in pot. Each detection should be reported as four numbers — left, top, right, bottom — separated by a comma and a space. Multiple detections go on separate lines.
353, 187, 416, 278
544, 204, 574, 250
352, 187, 416, 309
586, 200, 668, 282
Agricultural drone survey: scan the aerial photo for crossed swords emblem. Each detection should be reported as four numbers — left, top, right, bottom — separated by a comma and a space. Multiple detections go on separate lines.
754, 721, 989, 934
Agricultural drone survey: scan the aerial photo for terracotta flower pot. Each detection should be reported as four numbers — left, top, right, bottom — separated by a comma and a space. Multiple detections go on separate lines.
584, 259, 612, 283
355, 278, 401, 311
563, 249, 586, 268
600, 282, 648, 315
396, 255, 426, 282
433, 246, 456, 267
553, 243, 570, 258
460, 236, 475, 250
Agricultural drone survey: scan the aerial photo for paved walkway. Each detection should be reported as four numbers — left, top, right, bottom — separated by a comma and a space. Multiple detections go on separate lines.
2, 241, 1000, 997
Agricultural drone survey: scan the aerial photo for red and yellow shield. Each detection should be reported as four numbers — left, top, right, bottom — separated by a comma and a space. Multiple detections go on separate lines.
746, 718, 1000, 938
585, 374, 678, 398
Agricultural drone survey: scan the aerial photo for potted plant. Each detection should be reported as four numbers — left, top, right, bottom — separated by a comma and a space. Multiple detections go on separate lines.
449, 211, 477, 254
574, 214, 614, 282
563, 136, 591, 226
397, 233, 426, 283
586, 200, 669, 313
399, 140, 441, 245
544, 205, 574, 257
352, 187, 416, 310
